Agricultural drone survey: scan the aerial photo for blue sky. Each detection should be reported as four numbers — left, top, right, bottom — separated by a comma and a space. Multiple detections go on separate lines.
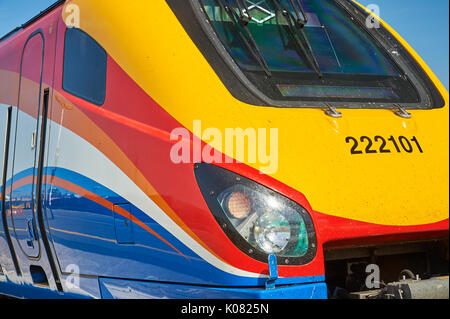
0, 0, 448, 89
359, 0, 449, 89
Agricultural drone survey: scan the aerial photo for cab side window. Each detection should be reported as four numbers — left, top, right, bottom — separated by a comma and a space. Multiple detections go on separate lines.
63, 28, 107, 105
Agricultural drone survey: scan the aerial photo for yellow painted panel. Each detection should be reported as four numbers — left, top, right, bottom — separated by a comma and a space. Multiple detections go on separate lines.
62, 0, 449, 226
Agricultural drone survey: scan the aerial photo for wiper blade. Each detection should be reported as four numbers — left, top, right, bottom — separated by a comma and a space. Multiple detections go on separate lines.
272, 0, 322, 78
214, 0, 272, 77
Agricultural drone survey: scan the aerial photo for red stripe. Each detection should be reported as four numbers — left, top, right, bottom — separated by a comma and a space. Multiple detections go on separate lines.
315, 211, 449, 250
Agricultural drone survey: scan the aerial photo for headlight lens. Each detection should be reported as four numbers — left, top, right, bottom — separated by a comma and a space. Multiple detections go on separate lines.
195, 163, 317, 265
254, 212, 291, 254
218, 185, 309, 257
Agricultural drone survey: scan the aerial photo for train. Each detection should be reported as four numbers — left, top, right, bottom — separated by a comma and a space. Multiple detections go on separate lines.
0, 0, 448, 299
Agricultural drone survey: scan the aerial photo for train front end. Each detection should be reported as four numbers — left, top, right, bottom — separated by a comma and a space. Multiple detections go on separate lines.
60, 0, 449, 299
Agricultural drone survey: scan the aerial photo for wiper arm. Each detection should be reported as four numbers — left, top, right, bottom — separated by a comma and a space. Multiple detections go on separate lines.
272, 0, 322, 78
289, 0, 308, 26
214, 0, 272, 77
235, 0, 252, 24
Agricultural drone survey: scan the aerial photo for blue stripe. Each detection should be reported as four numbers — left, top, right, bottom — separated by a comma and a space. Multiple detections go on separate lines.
2, 167, 325, 288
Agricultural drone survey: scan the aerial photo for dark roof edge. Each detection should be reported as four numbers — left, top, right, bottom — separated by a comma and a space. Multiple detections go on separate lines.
0, 0, 66, 42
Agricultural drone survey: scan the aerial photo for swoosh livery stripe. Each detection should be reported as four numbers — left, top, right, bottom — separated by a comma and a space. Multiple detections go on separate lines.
5, 173, 186, 258
44, 114, 266, 279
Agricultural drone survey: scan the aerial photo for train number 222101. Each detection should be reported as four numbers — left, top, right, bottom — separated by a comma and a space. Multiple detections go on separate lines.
345, 136, 424, 155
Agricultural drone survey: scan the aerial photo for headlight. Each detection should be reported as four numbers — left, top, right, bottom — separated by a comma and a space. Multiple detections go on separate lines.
194, 163, 317, 265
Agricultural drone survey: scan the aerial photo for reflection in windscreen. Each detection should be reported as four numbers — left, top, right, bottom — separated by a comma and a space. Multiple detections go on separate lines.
201, 0, 399, 76
196, 0, 423, 104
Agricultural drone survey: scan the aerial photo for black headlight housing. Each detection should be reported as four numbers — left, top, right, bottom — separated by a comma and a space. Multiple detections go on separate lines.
194, 163, 317, 265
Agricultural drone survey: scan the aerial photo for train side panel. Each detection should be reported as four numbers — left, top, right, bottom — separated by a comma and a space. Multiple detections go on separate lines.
0, 6, 102, 298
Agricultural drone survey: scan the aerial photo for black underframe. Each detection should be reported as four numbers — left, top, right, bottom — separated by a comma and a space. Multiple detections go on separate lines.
167, 0, 445, 109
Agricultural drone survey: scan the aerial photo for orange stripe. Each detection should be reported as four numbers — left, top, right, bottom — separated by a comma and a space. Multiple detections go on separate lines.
2, 175, 34, 200
1, 71, 224, 266
49, 176, 188, 259
53, 91, 226, 264
0, 69, 19, 106
3, 174, 187, 259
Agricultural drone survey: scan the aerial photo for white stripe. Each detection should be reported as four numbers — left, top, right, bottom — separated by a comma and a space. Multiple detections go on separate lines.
46, 116, 265, 279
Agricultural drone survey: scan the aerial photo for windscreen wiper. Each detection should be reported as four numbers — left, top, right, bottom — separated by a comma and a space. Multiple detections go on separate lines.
215, 0, 272, 77
235, 0, 252, 24
289, 0, 308, 25
272, 0, 322, 78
